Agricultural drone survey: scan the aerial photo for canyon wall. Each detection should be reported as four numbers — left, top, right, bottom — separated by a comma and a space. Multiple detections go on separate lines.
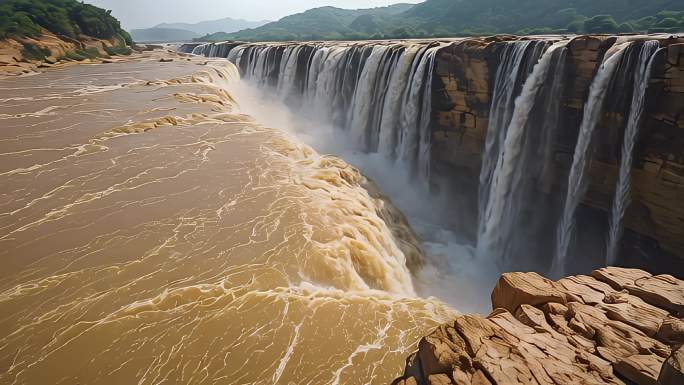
183, 34, 684, 272
431, 35, 684, 264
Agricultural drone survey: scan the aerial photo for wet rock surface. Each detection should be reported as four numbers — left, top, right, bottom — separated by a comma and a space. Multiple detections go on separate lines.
393, 267, 684, 385
431, 35, 684, 264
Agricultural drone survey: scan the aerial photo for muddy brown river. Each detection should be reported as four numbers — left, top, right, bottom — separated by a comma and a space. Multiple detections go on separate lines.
0, 52, 455, 384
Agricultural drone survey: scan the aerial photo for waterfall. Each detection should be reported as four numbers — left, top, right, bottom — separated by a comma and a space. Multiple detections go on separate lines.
177, 43, 201, 54
477, 41, 546, 238
605, 41, 662, 265
193, 41, 442, 183
478, 42, 568, 266
416, 47, 441, 183
348, 45, 400, 152
185, 38, 671, 276
377, 45, 423, 158
551, 43, 630, 277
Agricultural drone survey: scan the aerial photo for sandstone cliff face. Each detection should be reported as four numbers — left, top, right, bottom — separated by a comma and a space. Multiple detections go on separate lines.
393, 267, 684, 385
430, 35, 684, 263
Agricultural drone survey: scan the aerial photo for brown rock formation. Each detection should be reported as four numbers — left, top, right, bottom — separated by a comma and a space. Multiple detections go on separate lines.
431, 35, 684, 263
0, 29, 127, 77
393, 267, 684, 385
658, 346, 684, 385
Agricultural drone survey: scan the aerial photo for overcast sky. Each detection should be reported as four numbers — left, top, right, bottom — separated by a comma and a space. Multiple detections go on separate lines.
85, 0, 424, 29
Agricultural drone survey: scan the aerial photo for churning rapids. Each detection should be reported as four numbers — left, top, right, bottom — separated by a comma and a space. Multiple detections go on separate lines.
0, 34, 672, 385
187, 37, 668, 294
0, 52, 455, 385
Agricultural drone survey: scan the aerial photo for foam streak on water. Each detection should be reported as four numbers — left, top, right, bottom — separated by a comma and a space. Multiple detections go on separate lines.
0, 53, 455, 385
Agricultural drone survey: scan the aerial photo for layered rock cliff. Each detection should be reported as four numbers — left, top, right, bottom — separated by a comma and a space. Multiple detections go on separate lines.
392, 267, 684, 385
183, 34, 684, 276
430, 35, 684, 266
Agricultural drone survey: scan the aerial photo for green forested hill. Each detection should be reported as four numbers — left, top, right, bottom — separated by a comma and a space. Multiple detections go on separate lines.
406, 0, 684, 35
0, 0, 132, 44
200, 4, 415, 41
200, 0, 684, 42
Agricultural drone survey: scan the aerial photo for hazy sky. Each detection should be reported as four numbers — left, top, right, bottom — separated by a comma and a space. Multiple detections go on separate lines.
85, 0, 424, 29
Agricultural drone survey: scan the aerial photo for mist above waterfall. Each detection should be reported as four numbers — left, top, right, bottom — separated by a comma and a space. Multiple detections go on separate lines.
184, 34, 684, 312
228, 78, 499, 314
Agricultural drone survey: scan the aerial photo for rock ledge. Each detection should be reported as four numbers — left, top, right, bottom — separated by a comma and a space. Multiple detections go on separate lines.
393, 267, 684, 385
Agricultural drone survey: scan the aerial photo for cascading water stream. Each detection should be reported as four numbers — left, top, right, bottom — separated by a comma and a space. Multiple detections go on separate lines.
605, 41, 662, 265
415, 46, 441, 183
477, 41, 543, 239
552, 43, 631, 278
348, 44, 399, 152
192, 41, 444, 184
478, 41, 568, 266
188, 38, 670, 282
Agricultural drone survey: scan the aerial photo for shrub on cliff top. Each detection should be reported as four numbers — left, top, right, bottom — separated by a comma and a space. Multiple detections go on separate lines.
20, 42, 51, 61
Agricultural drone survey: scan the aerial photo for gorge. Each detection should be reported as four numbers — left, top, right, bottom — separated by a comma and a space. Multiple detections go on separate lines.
184, 34, 684, 284
179, 36, 684, 383
1, 21, 683, 385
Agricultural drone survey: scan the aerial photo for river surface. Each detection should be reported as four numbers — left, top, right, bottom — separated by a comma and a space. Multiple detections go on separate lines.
0, 52, 455, 384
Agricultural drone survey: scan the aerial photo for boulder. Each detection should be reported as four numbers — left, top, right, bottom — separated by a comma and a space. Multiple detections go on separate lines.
614, 354, 663, 385
427, 374, 452, 385
656, 316, 684, 345
394, 267, 684, 385
658, 346, 684, 385
417, 325, 465, 379
598, 291, 669, 337
624, 275, 684, 316
491, 272, 567, 312
592, 267, 652, 290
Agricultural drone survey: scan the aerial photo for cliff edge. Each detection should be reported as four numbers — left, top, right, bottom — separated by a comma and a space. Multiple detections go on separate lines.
0, 0, 134, 76
393, 267, 684, 385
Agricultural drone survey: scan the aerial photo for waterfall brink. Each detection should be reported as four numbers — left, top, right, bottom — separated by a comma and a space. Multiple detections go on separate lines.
478, 42, 568, 267
190, 41, 443, 185
606, 41, 662, 265
477, 41, 547, 238
187, 37, 672, 277
552, 43, 630, 278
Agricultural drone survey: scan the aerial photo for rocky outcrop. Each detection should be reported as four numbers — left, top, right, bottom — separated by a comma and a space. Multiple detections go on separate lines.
431, 35, 684, 264
392, 267, 684, 385
659, 346, 684, 385
0, 29, 128, 77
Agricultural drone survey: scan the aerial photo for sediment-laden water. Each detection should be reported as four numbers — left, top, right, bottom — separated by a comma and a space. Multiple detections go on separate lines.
2, 32, 676, 384
0, 52, 455, 385
187, 35, 675, 294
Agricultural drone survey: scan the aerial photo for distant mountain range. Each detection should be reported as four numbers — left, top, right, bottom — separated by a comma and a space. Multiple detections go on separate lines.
155, 18, 270, 35
130, 28, 199, 43
197, 0, 684, 42
131, 17, 270, 42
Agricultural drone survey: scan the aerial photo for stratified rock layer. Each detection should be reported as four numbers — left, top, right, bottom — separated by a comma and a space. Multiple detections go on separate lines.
393, 267, 684, 385
432, 36, 684, 261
